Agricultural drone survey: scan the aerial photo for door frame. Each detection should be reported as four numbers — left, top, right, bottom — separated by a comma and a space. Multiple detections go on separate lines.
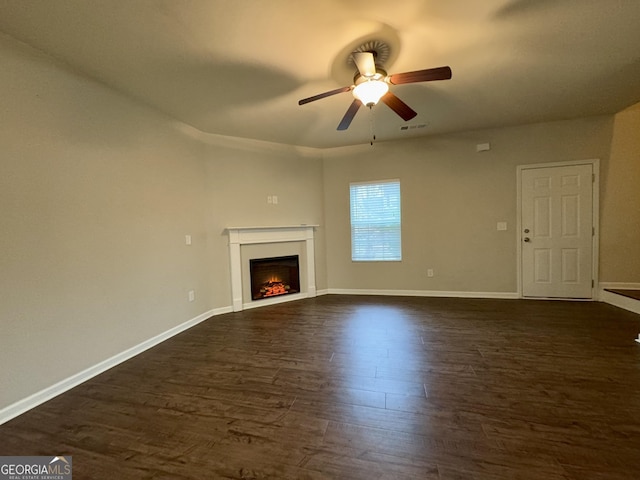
516, 159, 600, 299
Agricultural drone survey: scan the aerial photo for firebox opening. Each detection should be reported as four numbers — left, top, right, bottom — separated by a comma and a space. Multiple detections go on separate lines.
250, 255, 300, 301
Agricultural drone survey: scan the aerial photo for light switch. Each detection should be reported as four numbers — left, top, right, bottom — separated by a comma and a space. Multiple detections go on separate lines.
185, 234, 192, 245
497, 222, 507, 231
272, 195, 278, 204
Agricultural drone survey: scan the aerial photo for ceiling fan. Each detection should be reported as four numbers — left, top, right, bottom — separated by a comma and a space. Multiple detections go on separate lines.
298, 51, 452, 131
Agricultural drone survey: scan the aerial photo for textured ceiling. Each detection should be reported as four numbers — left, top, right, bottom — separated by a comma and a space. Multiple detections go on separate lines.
1, 0, 640, 148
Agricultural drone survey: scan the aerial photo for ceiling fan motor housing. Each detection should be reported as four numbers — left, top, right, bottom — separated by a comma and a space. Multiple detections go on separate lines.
348, 40, 392, 69
353, 67, 387, 84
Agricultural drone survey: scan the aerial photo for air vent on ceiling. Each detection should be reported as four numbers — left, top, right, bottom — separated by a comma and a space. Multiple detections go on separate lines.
400, 123, 428, 131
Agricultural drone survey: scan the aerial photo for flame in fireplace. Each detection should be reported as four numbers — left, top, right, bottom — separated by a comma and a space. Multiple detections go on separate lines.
260, 278, 290, 297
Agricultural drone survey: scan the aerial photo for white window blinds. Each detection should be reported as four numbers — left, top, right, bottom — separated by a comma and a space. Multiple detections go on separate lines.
350, 179, 402, 261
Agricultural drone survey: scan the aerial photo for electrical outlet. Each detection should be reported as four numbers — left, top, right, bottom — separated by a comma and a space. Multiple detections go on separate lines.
427, 269, 434, 277
188, 290, 195, 302
267, 195, 272, 204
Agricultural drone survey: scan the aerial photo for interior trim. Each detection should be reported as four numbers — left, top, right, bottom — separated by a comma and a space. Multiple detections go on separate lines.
326, 288, 519, 299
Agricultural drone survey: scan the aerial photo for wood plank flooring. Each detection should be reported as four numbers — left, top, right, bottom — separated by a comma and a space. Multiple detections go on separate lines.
2, 295, 640, 479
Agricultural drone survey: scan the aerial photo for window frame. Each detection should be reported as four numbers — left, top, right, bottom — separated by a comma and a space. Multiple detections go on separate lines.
349, 179, 402, 262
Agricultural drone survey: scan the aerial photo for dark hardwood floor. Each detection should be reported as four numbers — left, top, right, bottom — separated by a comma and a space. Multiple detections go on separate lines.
2, 295, 640, 479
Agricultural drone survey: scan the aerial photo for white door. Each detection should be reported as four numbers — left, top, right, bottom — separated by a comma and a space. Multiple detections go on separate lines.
520, 164, 594, 298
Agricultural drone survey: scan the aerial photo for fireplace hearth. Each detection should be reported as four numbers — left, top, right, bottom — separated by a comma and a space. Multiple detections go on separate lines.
250, 255, 300, 301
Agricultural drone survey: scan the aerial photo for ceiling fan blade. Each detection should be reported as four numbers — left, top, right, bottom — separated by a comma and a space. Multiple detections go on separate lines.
337, 99, 362, 130
381, 92, 417, 121
352, 52, 376, 77
298, 86, 352, 105
388, 66, 452, 85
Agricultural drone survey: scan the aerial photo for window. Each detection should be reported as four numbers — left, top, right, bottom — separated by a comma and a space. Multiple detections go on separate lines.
350, 179, 402, 261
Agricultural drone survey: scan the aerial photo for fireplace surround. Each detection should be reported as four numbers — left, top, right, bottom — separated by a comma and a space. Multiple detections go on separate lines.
226, 225, 317, 311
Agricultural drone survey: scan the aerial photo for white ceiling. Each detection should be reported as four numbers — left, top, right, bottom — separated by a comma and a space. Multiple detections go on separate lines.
1, 0, 640, 149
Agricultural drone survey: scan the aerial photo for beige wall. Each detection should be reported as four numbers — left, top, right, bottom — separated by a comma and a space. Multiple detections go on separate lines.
0, 35, 211, 407
600, 102, 640, 282
322, 117, 614, 293
201, 135, 327, 306
200, 136, 326, 305
0, 34, 326, 411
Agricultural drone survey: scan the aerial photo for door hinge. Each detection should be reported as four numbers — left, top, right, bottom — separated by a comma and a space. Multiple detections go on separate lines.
592, 173, 595, 183
593, 226, 595, 236
592, 279, 595, 288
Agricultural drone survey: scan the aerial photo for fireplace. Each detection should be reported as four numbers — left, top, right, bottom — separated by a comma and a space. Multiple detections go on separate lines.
227, 225, 317, 311
249, 255, 300, 301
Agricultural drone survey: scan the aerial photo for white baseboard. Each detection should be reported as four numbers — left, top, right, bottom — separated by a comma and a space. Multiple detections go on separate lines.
0, 306, 232, 426
599, 282, 640, 293
326, 288, 519, 299
598, 282, 640, 315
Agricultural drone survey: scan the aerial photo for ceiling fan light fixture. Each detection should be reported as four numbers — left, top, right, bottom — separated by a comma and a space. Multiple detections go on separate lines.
352, 79, 389, 107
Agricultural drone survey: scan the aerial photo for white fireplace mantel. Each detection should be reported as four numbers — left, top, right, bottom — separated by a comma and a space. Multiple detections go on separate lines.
226, 225, 318, 311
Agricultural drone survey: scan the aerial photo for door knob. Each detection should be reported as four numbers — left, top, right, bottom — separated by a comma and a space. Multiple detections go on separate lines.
523, 237, 531, 242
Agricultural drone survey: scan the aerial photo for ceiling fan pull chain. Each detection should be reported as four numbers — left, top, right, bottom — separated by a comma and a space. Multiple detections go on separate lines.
369, 106, 376, 146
